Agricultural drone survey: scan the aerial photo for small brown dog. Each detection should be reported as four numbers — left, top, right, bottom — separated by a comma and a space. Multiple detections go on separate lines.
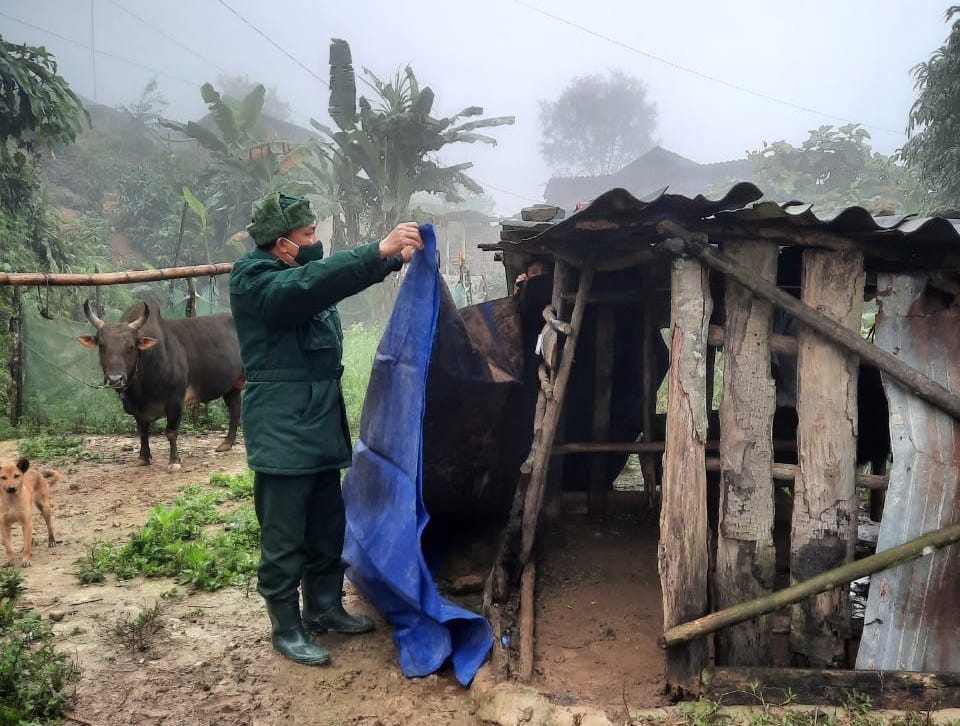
0, 458, 60, 567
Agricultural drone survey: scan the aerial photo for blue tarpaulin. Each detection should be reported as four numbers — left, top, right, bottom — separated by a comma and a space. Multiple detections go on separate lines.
342, 224, 494, 686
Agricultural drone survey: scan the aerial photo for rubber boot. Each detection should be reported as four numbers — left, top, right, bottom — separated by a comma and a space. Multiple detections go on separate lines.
302, 570, 374, 635
265, 600, 331, 666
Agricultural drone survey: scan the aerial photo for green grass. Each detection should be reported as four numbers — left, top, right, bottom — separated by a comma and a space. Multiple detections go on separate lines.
0, 569, 81, 723
75, 471, 259, 592
341, 322, 383, 439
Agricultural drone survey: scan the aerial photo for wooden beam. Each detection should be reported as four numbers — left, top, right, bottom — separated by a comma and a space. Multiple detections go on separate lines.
702, 667, 960, 710
0, 263, 234, 286
660, 255, 711, 697
656, 223, 960, 422
707, 324, 797, 355
588, 306, 615, 517
661, 518, 960, 649
704, 458, 888, 490
790, 249, 863, 667
714, 240, 777, 666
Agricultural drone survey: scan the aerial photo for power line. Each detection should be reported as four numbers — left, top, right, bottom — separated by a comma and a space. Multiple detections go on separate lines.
511, 0, 902, 137
0, 10, 200, 89
215, 0, 328, 87
101, 0, 228, 75
473, 178, 542, 205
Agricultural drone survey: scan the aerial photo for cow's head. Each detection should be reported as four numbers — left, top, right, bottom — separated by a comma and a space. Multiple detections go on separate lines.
77, 301, 158, 390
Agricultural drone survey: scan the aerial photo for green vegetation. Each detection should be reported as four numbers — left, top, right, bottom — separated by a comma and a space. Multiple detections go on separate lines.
75, 471, 259, 591
638, 689, 935, 726
103, 600, 165, 653
900, 6, 960, 213
749, 124, 922, 215
341, 322, 383, 438
0, 569, 81, 724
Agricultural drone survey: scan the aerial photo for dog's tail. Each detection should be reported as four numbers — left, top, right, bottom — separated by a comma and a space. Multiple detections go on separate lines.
40, 469, 61, 487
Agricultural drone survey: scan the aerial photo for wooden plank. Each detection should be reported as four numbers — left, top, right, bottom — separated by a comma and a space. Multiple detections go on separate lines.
790, 249, 864, 667
702, 667, 960, 710
714, 240, 777, 666
856, 273, 960, 672
640, 269, 660, 507
707, 323, 797, 355
659, 256, 712, 696
588, 306, 615, 517
657, 225, 960, 422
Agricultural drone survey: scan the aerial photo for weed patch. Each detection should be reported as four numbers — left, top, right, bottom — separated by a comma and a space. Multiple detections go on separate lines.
103, 600, 165, 652
17, 432, 103, 464
0, 574, 80, 723
74, 471, 259, 591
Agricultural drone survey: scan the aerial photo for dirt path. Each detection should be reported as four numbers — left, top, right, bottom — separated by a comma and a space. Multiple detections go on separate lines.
2, 434, 669, 725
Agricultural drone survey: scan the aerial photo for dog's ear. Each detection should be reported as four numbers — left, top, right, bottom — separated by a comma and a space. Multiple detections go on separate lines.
16, 458, 29, 473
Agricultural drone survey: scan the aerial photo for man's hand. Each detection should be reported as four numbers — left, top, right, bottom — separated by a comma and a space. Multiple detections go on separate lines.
379, 222, 423, 262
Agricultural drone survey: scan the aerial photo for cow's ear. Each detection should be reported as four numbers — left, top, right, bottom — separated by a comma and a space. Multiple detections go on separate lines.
137, 336, 158, 351
77, 335, 98, 348
16, 458, 29, 473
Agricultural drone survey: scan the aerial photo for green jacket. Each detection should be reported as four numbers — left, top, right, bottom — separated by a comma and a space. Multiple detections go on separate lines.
229, 241, 400, 475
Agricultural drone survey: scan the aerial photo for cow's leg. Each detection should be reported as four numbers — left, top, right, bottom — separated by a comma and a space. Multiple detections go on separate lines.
216, 388, 241, 452
135, 417, 152, 466
165, 403, 183, 471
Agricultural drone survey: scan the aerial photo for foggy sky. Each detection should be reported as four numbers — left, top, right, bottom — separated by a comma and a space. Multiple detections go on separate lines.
0, 0, 951, 215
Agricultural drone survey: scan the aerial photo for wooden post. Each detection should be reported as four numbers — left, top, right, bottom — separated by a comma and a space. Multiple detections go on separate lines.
185, 277, 197, 318
543, 261, 574, 519
856, 273, 960, 672
9, 287, 24, 427
640, 269, 660, 508
714, 240, 777, 666
588, 306, 614, 518
659, 255, 712, 696
790, 249, 863, 667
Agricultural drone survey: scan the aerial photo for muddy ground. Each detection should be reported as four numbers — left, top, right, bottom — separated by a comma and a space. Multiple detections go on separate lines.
1, 433, 669, 725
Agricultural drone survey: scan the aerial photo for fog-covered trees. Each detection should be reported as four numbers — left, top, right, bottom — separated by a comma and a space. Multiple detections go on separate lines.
538, 71, 657, 176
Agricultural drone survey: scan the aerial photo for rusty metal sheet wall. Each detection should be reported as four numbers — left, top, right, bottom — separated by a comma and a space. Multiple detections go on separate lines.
856, 273, 960, 671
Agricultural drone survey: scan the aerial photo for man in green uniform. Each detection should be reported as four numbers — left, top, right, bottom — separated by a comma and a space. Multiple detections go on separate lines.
230, 192, 422, 666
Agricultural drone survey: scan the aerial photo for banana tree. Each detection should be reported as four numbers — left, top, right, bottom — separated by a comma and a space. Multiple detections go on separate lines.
310, 38, 514, 252
161, 83, 312, 261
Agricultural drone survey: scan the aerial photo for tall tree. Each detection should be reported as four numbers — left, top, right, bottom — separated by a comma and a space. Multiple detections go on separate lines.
311, 38, 514, 252
749, 124, 921, 214
538, 71, 657, 176
899, 6, 960, 213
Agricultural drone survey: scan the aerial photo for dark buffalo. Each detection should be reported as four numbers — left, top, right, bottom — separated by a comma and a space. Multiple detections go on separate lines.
77, 301, 243, 469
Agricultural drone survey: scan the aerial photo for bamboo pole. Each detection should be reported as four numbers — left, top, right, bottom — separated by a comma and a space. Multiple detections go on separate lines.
661, 519, 960, 648
656, 222, 960, 422
0, 263, 234, 287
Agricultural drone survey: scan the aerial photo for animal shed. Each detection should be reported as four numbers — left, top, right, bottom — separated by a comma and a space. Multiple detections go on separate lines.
479, 183, 960, 706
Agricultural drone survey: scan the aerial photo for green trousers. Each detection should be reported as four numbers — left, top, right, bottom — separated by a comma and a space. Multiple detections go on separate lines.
253, 469, 345, 603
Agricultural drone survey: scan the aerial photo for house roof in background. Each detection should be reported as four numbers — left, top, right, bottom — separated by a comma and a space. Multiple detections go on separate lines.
543, 145, 754, 212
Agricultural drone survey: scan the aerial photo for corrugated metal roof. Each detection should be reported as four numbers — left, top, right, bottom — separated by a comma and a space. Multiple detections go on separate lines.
499, 184, 960, 269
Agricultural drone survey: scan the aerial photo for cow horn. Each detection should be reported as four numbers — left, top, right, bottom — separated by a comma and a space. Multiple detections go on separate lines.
83, 300, 105, 330
128, 302, 150, 331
